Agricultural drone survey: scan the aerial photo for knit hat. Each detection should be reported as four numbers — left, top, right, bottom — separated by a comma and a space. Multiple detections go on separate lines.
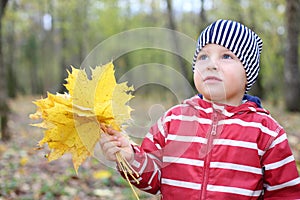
192, 19, 263, 92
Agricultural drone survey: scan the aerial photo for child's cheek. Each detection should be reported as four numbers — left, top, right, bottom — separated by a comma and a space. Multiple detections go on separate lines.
193, 73, 204, 93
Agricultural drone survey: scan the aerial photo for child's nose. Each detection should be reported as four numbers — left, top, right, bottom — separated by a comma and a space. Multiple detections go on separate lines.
194, 57, 219, 72
206, 58, 218, 70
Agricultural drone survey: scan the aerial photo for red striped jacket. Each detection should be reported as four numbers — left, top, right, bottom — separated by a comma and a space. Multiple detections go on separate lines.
126, 95, 300, 199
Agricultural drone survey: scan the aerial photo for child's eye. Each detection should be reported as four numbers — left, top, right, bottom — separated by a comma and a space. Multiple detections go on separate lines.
198, 54, 208, 60
223, 54, 233, 59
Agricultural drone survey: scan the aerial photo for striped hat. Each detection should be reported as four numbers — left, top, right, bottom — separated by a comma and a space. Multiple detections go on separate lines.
192, 19, 263, 92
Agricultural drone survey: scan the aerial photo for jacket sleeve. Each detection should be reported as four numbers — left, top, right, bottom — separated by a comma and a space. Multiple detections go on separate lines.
262, 127, 300, 199
119, 116, 167, 195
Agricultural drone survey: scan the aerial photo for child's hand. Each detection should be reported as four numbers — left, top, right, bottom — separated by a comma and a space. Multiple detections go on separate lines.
99, 127, 134, 163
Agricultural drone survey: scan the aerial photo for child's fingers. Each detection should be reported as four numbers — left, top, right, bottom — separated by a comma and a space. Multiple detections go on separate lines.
99, 134, 121, 161
99, 132, 117, 144
103, 128, 130, 147
100, 133, 121, 149
105, 146, 121, 161
99, 127, 134, 162
101, 138, 121, 152
106, 127, 122, 136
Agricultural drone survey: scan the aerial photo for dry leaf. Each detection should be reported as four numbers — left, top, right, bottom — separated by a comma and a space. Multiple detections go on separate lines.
93, 170, 112, 180
29, 62, 134, 173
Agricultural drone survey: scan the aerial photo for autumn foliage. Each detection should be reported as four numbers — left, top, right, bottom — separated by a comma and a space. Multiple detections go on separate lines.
29, 62, 134, 173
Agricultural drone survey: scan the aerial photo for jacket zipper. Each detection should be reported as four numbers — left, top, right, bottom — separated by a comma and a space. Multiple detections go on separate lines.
200, 110, 220, 199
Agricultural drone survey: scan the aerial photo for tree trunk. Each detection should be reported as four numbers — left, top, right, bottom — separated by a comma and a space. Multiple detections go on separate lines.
284, 0, 300, 111
166, 0, 188, 78
26, 34, 42, 94
58, 14, 69, 93
0, 0, 10, 141
6, 0, 17, 98
247, 1, 264, 98
58, 32, 68, 93
198, 0, 208, 33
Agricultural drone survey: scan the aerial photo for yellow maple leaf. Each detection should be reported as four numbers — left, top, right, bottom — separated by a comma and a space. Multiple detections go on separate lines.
93, 170, 112, 180
30, 62, 134, 173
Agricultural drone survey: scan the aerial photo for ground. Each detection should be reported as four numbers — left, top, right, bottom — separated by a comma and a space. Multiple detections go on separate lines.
0, 96, 159, 200
0, 96, 299, 200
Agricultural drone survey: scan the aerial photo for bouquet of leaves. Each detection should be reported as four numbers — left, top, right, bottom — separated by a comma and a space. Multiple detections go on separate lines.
30, 62, 140, 199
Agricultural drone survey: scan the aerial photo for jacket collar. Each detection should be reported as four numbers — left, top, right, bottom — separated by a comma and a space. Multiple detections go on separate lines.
184, 94, 269, 117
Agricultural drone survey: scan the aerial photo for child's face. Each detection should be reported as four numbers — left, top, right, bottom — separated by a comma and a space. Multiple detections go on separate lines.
193, 44, 247, 106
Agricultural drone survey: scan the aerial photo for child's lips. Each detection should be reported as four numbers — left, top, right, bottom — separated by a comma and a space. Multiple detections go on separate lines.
203, 76, 222, 83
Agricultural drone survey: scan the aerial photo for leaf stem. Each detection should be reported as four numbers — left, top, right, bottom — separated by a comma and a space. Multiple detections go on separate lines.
100, 123, 140, 200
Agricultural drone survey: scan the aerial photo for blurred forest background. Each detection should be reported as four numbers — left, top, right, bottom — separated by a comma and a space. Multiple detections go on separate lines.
0, 0, 300, 199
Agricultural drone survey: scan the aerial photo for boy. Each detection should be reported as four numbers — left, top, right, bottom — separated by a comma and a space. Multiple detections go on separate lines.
99, 19, 300, 199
